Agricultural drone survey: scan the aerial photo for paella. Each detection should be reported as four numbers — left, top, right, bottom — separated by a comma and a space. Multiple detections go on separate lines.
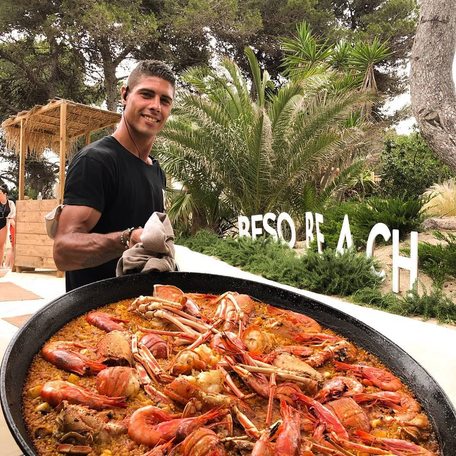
22, 285, 440, 455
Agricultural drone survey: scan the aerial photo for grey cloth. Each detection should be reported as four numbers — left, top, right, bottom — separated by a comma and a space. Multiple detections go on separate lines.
116, 212, 176, 276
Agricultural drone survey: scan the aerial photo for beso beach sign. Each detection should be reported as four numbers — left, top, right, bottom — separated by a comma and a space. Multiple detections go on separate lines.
238, 212, 418, 294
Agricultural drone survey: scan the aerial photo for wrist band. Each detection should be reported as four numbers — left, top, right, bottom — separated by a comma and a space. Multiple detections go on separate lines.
120, 227, 135, 249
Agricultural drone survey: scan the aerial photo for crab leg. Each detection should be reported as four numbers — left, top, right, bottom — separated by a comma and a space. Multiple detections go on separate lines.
134, 343, 173, 384
138, 327, 196, 341
217, 365, 248, 399
266, 372, 277, 426
152, 310, 201, 337
131, 295, 184, 311
238, 364, 319, 391
133, 363, 172, 404
232, 405, 261, 439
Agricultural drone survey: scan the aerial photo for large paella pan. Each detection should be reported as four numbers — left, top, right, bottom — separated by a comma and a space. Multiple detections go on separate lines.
1, 271, 455, 455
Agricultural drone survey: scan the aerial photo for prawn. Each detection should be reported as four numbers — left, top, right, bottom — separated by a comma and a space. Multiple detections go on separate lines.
128, 406, 228, 447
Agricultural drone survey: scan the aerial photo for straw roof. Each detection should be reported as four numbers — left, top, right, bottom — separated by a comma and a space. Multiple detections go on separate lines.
1, 99, 121, 156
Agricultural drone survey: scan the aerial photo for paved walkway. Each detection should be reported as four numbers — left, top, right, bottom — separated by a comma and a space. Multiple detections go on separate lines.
1, 246, 456, 455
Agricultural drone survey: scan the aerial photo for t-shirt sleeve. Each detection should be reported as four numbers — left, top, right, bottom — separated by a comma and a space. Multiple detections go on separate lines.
7, 200, 16, 219
63, 153, 115, 213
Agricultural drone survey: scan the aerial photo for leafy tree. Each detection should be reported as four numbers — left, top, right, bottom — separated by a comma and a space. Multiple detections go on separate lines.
410, 0, 456, 172
378, 133, 455, 200
155, 48, 368, 234
281, 22, 391, 118
0, 2, 93, 119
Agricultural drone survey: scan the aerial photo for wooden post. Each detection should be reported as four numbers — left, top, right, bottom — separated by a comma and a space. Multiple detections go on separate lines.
85, 131, 91, 145
59, 102, 68, 203
18, 119, 26, 199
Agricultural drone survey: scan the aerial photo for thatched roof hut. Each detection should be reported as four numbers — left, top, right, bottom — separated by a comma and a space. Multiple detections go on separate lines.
1, 99, 121, 273
1, 99, 121, 199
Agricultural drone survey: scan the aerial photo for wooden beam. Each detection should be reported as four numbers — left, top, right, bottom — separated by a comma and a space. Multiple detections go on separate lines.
18, 119, 26, 199
59, 102, 68, 203
85, 131, 91, 145
1, 99, 64, 128
72, 121, 119, 139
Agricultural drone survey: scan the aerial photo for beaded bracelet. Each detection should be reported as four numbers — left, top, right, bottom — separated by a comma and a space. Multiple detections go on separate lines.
120, 227, 136, 249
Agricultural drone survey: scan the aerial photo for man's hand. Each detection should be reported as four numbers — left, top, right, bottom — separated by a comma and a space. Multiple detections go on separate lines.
53, 205, 125, 271
129, 227, 144, 247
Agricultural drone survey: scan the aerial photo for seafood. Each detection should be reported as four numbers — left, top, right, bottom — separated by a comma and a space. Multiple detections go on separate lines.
140, 333, 168, 359
127, 406, 228, 447
181, 427, 227, 456
86, 311, 128, 332
96, 330, 133, 366
356, 430, 437, 455
242, 324, 275, 353
23, 285, 441, 456
163, 374, 232, 410
275, 401, 301, 455
96, 366, 140, 398
305, 340, 357, 367
56, 402, 127, 444
40, 381, 127, 410
326, 397, 370, 431
334, 361, 402, 391
315, 376, 364, 402
41, 341, 106, 376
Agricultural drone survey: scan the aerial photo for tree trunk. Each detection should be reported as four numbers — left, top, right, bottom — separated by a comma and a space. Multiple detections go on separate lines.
410, 1, 456, 171
99, 39, 119, 112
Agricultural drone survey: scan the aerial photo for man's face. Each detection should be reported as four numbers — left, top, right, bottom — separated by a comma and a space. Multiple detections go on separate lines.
122, 75, 174, 138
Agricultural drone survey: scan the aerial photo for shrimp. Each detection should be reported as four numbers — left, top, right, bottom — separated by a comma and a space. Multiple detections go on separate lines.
292, 392, 349, 440
275, 401, 301, 456
86, 311, 128, 332
127, 406, 228, 447
315, 376, 364, 402
42, 341, 106, 376
334, 361, 402, 391
40, 380, 127, 410
251, 422, 280, 456
355, 430, 437, 455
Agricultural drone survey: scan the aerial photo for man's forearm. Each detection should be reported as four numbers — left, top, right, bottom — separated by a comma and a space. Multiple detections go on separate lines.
53, 231, 125, 271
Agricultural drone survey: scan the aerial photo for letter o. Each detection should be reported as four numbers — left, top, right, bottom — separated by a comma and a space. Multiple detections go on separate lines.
277, 212, 296, 248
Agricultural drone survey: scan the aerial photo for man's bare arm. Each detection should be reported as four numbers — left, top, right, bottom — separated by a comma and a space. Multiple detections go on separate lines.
53, 205, 126, 271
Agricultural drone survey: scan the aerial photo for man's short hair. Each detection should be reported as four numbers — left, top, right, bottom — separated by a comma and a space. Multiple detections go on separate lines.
0, 184, 8, 194
127, 60, 176, 90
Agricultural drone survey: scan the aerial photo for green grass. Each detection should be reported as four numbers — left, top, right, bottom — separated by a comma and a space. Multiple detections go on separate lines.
418, 232, 456, 286
352, 285, 456, 324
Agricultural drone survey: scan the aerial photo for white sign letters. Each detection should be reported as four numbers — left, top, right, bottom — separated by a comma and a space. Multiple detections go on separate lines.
238, 212, 419, 293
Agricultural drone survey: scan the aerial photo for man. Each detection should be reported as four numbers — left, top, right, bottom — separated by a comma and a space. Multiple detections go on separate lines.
53, 60, 175, 291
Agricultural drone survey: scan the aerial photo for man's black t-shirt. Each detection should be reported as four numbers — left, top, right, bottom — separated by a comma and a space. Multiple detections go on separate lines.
63, 136, 166, 291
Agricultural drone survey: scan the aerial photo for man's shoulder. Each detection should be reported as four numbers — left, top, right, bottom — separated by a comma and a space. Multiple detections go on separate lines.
70, 136, 123, 169
79, 136, 119, 159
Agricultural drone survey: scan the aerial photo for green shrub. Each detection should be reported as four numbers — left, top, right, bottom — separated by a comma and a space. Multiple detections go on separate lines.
321, 196, 424, 250
355, 197, 424, 241
319, 201, 365, 250
419, 232, 456, 286
378, 134, 454, 200
352, 285, 456, 324
179, 232, 381, 296
180, 230, 455, 322
297, 248, 382, 295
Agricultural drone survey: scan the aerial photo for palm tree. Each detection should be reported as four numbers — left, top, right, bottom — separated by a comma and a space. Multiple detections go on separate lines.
155, 48, 368, 234
281, 23, 391, 99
